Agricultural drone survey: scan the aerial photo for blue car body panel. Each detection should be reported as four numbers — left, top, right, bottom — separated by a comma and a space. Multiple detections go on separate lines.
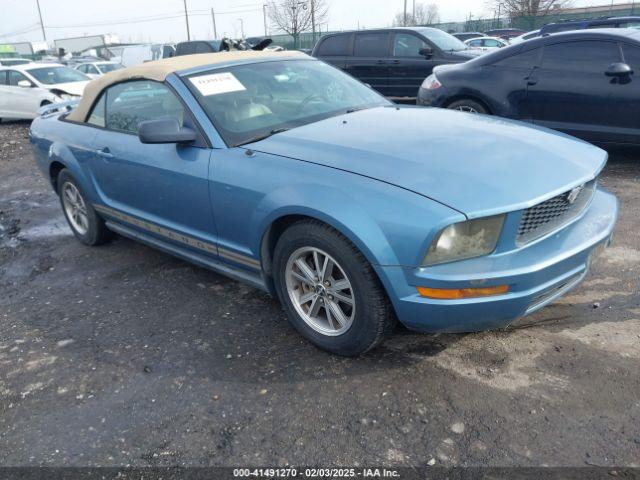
29, 57, 618, 333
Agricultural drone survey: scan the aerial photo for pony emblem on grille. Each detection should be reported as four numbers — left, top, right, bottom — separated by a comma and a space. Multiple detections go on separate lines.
567, 185, 584, 205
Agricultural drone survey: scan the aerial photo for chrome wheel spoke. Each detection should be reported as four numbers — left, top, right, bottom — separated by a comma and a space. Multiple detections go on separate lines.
295, 258, 316, 283
298, 290, 315, 306
331, 279, 350, 291
308, 296, 322, 317
321, 256, 333, 283
330, 290, 353, 306
327, 300, 347, 328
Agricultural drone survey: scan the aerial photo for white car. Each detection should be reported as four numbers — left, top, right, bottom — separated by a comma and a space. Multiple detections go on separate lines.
75, 61, 124, 79
0, 63, 90, 121
464, 36, 509, 53
510, 29, 542, 44
0, 58, 33, 66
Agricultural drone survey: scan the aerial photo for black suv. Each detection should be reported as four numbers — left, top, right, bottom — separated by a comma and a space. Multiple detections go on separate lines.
312, 27, 479, 101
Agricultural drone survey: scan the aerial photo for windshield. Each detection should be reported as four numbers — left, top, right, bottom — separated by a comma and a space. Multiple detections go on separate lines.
97, 63, 124, 73
414, 28, 468, 52
27, 66, 89, 84
186, 59, 390, 147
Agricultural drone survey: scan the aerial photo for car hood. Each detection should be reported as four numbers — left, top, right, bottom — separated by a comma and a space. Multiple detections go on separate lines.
248, 106, 606, 218
48, 81, 89, 96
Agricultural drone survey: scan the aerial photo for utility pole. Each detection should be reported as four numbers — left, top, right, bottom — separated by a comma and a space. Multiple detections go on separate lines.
412, 0, 415, 24
35, 0, 46, 41
211, 8, 218, 39
310, 0, 316, 44
403, 0, 407, 26
237, 18, 244, 39
183, 0, 191, 41
263, 4, 268, 36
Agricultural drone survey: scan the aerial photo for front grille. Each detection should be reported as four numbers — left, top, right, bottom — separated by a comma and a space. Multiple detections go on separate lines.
516, 179, 596, 246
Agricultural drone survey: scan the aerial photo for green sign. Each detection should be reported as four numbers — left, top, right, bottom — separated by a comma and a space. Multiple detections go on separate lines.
0, 44, 16, 53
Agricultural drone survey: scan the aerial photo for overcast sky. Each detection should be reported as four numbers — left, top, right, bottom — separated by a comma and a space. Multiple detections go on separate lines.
2, 0, 601, 45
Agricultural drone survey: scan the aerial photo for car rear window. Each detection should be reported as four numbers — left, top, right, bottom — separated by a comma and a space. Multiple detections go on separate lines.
316, 34, 351, 56
354, 33, 389, 57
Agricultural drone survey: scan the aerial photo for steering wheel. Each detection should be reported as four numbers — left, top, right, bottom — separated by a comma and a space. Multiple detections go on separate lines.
298, 92, 326, 110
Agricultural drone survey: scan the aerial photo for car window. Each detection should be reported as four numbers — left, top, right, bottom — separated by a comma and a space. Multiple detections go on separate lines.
484, 39, 501, 47
195, 42, 213, 54
354, 33, 389, 57
87, 93, 106, 127
87, 65, 99, 74
622, 44, 640, 70
468, 39, 482, 47
8, 70, 30, 86
493, 47, 542, 68
392, 33, 428, 57
27, 66, 89, 84
317, 34, 351, 56
103, 80, 185, 134
77, 65, 86, 73
98, 63, 124, 74
0, 71, 7, 85
542, 41, 622, 73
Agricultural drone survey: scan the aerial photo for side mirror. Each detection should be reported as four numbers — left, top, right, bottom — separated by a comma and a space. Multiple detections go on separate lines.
605, 62, 633, 77
138, 118, 196, 144
17, 80, 32, 88
419, 46, 433, 58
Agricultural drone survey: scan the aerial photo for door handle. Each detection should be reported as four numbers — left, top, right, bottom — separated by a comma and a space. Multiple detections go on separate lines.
391, 59, 400, 64
526, 76, 538, 86
376, 60, 387, 64
96, 147, 114, 159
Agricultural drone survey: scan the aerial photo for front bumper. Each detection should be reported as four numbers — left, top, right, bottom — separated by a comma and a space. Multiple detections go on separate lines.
416, 86, 449, 107
378, 188, 618, 333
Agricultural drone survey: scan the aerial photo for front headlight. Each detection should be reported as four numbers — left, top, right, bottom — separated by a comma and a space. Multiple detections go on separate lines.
423, 214, 505, 266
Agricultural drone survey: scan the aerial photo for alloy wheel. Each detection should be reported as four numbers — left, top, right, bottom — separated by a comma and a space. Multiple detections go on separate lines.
285, 246, 355, 336
61, 182, 89, 235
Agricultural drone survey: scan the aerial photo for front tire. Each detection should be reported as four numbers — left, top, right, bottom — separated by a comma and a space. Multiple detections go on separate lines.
447, 99, 488, 114
57, 169, 113, 246
273, 220, 395, 356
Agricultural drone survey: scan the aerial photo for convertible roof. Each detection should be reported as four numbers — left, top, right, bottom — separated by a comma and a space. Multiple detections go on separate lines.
66, 50, 309, 122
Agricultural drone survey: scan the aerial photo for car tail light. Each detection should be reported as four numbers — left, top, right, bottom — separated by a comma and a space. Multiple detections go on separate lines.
421, 74, 441, 90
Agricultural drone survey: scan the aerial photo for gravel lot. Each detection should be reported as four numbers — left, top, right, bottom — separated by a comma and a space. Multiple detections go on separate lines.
0, 120, 639, 468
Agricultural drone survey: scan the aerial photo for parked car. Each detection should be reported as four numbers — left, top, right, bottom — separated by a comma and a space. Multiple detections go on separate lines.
175, 38, 271, 56
0, 63, 90, 120
484, 28, 526, 40
464, 36, 508, 52
539, 16, 640, 36
29, 51, 617, 355
75, 61, 125, 79
417, 29, 640, 146
312, 27, 480, 101
452, 32, 484, 42
0, 58, 33, 66
510, 29, 541, 44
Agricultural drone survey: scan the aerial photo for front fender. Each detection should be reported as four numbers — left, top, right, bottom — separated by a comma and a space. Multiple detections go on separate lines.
215, 151, 465, 269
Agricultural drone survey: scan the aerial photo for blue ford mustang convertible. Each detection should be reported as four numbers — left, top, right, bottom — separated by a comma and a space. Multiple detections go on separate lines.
29, 51, 618, 356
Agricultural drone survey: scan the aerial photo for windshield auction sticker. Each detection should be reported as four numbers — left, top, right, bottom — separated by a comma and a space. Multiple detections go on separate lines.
190, 72, 246, 96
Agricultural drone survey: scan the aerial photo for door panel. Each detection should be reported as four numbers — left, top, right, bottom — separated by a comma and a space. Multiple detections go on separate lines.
84, 79, 217, 251
345, 32, 391, 95
608, 43, 640, 144
492, 46, 542, 121
6, 71, 40, 118
388, 32, 437, 99
526, 40, 622, 141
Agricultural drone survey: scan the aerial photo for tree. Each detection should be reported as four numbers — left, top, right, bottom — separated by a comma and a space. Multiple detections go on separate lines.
267, 0, 328, 47
489, 0, 572, 18
392, 2, 440, 27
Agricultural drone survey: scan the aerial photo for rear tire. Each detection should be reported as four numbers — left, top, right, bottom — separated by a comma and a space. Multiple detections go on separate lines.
273, 220, 395, 356
447, 99, 488, 114
57, 169, 113, 246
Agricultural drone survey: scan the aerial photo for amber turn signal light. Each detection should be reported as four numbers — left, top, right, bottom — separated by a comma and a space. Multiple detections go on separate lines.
417, 285, 510, 300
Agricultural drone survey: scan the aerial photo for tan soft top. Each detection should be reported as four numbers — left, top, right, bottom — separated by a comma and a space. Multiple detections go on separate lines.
67, 50, 310, 122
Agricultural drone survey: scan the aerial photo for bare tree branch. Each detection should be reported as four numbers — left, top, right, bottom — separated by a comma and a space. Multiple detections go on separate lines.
487, 0, 573, 18
393, 2, 440, 26
267, 0, 328, 37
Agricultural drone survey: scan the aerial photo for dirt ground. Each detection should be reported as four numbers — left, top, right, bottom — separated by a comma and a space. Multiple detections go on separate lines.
0, 120, 638, 467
